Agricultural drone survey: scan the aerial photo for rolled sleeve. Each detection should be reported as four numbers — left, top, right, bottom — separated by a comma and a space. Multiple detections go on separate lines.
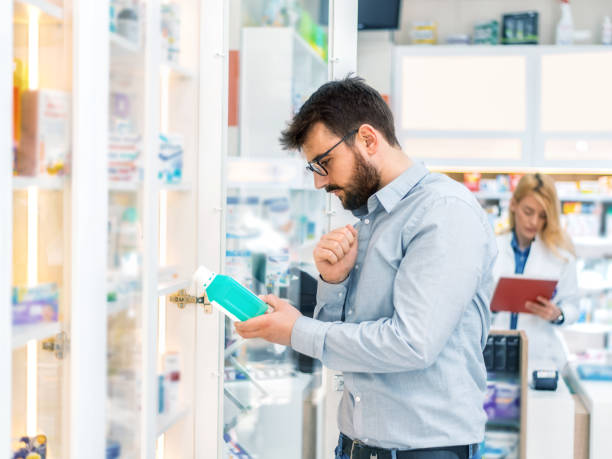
290, 316, 334, 360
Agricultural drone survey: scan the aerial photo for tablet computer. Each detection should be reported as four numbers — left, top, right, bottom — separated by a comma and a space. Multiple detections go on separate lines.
490, 276, 558, 313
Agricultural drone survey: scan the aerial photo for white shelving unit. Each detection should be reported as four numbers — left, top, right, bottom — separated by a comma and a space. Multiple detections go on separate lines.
156, 406, 190, 437
158, 278, 189, 297
110, 32, 140, 54
11, 321, 61, 349
12, 176, 65, 190
14, 0, 63, 21
161, 61, 196, 79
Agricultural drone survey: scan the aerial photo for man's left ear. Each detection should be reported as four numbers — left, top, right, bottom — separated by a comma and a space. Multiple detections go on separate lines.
359, 125, 378, 155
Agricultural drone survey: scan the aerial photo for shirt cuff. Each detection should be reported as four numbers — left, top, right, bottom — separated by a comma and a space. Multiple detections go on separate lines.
316, 276, 350, 307
290, 316, 333, 360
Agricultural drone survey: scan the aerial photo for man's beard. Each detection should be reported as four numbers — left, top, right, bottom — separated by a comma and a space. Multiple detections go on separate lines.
326, 149, 381, 210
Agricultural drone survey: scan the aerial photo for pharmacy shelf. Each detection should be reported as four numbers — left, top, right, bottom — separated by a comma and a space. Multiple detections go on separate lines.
161, 181, 192, 192
110, 32, 140, 53
12, 321, 61, 349
161, 61, 196, 79
107, 300, 129, 316
14, 0, 63, 22
158, 278, 189, 297
109, 180, 140, 192
474, 191, 612, 203
573, 237, 612, 258
156, 407, 190, 437
13, 175, 65, 190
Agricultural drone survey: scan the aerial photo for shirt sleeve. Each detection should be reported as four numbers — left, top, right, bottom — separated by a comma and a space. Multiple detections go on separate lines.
292, 197, 492, 373
554, 254, 580, 325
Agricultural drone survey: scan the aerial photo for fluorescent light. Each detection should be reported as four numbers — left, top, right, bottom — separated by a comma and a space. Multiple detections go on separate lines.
27, 339, 37, 436
161, 67, 170, 134
27, 187, 38, 286
156, 433, 165, 458
28, 6, 40, 90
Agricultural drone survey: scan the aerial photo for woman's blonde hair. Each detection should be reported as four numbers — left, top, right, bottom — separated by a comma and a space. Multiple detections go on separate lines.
510, 173, 575, 258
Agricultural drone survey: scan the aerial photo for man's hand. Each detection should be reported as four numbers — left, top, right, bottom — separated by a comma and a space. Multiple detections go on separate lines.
525, 296, 562, 322
234, 294, 302, 346
314, 224, 358, 284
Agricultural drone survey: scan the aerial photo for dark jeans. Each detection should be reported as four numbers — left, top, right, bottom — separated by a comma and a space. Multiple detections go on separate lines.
334, 434, 479, 459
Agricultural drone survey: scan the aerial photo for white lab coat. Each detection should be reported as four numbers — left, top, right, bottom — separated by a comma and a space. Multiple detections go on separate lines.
491, 232, 580, 369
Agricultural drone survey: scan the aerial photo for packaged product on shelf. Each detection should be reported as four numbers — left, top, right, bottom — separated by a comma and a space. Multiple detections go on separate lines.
561, 201, 601, 238
163, 352, 181, 413
117, 207, 142, 275
117, 1, 140, 44
16, 90, 71, 176
12, 284, 59, 326
555, 180, 579, 196
482, 431, 519, 459
484, 380, 521, 421
463, 172, 481, 192
263, 197, 291, 232
445, 34, 471, 45
411, 21, 438, 45
602, 16, 612, 45
108, 133, 141, 182
501, 11, 539, 45
158, 374, 165, 414
509, 173, 522, 191
555, 0, 574, 45
158, 133, 183, 184
578, 180, 600, 195
496, 174, 511, 192
161, 3, 181, 63
598, 176, 612, 195
12, 434, 47, 459
474, 20, 499, 45
606, 208, 612, 238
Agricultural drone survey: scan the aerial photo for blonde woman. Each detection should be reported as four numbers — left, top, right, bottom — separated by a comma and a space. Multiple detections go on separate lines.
492, 173, 579, 369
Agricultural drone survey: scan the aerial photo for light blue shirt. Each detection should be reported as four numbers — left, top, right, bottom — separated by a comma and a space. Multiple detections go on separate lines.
291, 162, 497, 450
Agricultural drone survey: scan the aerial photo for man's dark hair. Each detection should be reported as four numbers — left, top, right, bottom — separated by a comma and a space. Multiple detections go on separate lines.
279, 75, 400, 151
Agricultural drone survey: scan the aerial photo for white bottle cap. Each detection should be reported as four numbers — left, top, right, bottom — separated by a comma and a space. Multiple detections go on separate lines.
189, 265, 217, 297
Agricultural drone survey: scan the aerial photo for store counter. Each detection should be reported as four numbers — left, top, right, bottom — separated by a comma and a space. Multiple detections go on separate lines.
566, 361, 612, 459
526, 371, 574, 459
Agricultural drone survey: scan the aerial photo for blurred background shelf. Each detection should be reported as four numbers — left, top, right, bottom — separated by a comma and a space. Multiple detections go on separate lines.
156, 407, 190, 437
158, 279, 189, 297
12, 322, 61, 349
12, 176, 65, 190
14, 0, 63, 22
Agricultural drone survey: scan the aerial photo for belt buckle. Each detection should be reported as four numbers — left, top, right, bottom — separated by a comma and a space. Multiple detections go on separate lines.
350, 440, 377, 459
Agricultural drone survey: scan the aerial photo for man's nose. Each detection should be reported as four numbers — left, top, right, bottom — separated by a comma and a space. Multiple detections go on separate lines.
313, 173, 328, 190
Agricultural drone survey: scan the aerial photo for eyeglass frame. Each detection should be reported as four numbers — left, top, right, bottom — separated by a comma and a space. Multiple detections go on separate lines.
305, 128, 359, 176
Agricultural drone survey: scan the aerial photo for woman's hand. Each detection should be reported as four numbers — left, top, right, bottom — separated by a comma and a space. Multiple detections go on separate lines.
525, 296, 562, 322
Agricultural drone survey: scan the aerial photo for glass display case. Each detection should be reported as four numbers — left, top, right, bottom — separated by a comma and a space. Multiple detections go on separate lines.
10, 1, 71, 457
222, 1, 329, 457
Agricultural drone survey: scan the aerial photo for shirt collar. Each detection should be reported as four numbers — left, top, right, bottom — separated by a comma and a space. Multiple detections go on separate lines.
511, 230, 532, 255
351, 161, 430, 218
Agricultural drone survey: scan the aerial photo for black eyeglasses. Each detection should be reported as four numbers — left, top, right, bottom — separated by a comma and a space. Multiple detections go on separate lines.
305, 129, 358, 176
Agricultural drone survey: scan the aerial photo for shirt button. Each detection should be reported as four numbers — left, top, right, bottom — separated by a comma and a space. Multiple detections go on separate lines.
355, 264, 359, 270
364, 219, 370, 224
355, 396, 361, 403
338, 292, 343, 298
348, 309, 353, 315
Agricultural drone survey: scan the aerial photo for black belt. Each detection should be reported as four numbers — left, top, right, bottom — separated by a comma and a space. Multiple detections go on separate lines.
341, 435, 477, 459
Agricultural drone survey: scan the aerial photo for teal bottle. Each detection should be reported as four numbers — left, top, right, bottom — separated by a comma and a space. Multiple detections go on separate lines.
192, 266, 268, 321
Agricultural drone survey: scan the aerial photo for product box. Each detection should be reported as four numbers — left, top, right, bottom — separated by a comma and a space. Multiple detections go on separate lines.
12, 283, 59, 326
463, 172, 481, 192
17, 90, 71, 176
474, 20, 499, 44
158, 133, 183, 184
109, 133, 141, 182
411, 21, 438, 45
502, 11, 539, 45
161, 3, 180, 63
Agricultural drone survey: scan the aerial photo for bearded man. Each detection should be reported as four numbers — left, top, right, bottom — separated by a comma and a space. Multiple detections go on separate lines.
235, 76, 497, 459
